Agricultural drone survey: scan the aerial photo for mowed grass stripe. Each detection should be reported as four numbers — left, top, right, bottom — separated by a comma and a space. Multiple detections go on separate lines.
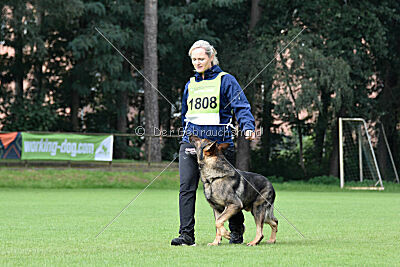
1, 188, 399, 266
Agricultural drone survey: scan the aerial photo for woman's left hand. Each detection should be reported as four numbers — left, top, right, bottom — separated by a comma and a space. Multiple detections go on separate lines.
244, 130, 256, 140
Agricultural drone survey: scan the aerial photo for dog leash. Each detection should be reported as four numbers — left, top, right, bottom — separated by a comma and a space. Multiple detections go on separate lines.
223, 158, 306, 239
93, 155, 178, 239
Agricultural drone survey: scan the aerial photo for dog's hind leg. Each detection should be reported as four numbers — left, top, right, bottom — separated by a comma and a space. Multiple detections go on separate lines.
265, 204, 278, 244
208, 205, 241, 246
247, 204, 266, 246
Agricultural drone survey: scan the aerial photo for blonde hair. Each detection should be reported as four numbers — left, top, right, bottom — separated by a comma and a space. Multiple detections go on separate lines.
188, 40, 219, 66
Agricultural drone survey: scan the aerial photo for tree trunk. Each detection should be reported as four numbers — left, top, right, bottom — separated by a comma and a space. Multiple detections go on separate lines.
34, 0, 44, 100
116, 88, 129, 159
329, 123, 339, 177
376, 62, 398, 180
329, 116, 342, 178
314, 116, 327, 163
376, 123, 389, 180
11, 6, 25, 129
144, 0, 161, 162
297, 125, 306, 176
314, 89, 329, 164
236, 134, 250, 170
236, 0, 262, 170
261, 82, 272, 161
249, 0, 262, 31
15, 40, 24, 101
71, 89, 80, 131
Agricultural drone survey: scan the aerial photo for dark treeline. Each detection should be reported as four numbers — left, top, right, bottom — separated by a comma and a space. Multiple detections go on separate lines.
1, 0, 400, 180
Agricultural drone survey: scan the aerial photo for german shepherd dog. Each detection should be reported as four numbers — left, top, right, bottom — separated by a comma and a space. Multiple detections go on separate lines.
190, 136, 278, 246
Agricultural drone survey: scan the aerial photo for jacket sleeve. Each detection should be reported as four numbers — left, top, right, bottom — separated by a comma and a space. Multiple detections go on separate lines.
222, 75, 255, 131
181, 81, 190, 127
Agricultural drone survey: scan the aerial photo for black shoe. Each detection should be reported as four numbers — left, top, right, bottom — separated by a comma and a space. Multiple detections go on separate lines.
171, 234, 196, 246
229, 224, 245, 244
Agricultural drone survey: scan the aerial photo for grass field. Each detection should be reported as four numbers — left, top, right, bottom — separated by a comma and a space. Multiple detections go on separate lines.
1, 185, 400, 266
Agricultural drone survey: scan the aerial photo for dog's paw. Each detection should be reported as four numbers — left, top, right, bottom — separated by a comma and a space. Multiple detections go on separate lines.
207, 242, 220, 246
247, 235, 264, 246
222, 231, 231, 240
247, 240, 262, 246
266, 239, 276, 244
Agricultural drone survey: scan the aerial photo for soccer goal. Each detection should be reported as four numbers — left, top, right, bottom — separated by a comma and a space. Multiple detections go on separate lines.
338, 118, 399, 190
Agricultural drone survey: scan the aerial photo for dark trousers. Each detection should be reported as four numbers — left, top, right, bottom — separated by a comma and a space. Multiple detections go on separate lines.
178, 142, 244, 238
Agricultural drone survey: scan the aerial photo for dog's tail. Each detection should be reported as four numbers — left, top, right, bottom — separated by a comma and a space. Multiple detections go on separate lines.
264, 203, 278, 236
265, 185, 277, 222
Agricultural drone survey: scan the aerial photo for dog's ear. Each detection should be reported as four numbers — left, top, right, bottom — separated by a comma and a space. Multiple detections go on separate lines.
189, 135, 201, 145
217, 143, 230, 152
203, 140, 217, 156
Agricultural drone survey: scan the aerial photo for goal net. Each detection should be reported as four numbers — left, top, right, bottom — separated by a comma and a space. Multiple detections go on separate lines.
338, 118, 398, 190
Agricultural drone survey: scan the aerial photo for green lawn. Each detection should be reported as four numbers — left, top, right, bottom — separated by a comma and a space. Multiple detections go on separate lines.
1, 187, 399, 266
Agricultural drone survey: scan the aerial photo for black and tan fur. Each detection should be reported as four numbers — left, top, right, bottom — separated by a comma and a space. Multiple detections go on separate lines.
190, 136, 278, 246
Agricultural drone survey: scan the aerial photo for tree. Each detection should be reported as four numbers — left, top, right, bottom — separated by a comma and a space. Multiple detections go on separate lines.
157, 0, 220, 160
144, 0, 160, 162
273, 31, 352, 175
0, 0, 79, 131
256, 0, 392, 178
373, 0, 400, 177
235, 0, 262, 171
67, 1, 143, 159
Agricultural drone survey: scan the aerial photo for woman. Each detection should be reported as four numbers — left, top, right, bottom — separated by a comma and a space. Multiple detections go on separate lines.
171, 40, 256, 246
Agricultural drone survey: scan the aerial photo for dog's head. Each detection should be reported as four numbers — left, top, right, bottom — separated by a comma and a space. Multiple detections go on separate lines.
189, 135, 230, 164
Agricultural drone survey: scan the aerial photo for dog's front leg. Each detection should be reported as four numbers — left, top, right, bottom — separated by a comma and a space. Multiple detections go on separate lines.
208, 205, 241, 246
208, 209, 224, 246
208, 230, 223, 246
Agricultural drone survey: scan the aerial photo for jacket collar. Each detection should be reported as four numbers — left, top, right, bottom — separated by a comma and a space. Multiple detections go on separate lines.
194, 65, 222, 81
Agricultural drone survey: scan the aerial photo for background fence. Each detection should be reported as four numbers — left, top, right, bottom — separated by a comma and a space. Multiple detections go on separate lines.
0, 131, 180, 171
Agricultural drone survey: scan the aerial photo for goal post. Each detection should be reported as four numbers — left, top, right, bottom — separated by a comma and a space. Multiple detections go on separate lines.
339, 118, 385, 189
380, 124, 400, 184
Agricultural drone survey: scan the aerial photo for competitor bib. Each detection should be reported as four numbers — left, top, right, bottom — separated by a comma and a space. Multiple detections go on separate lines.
186, 72, 227, 125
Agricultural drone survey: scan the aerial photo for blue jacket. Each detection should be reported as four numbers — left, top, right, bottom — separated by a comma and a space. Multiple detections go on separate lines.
181, 65, 255, 145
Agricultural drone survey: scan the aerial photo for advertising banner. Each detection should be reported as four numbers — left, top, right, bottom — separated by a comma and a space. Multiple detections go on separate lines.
0, 132, 22, 159
21, 133, 113, 161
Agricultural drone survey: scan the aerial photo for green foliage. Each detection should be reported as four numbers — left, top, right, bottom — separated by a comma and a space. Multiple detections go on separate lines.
1, 0, 400, 177
266, 175, 284, 183
251, 134, 305, 180
161, 138, 180, 161
308, 175, 339, 185
1, 96, 58, 131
